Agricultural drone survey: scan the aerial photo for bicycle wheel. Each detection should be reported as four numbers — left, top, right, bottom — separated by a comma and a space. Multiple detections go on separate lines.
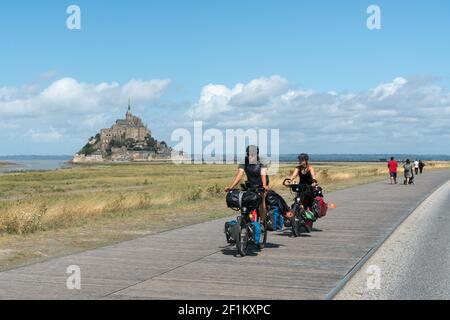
236, 225, 250, 257
292, 215, 301, 237
305, 220, 313, 233
292, 208, 308, 237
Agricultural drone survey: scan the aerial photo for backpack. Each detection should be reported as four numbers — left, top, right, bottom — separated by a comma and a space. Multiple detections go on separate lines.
312, 196, 328, 219
266, 207, 284, 231
265, 190, 290, 214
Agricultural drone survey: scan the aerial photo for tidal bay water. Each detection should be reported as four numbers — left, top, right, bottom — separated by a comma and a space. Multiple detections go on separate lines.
1, 154, 449, 174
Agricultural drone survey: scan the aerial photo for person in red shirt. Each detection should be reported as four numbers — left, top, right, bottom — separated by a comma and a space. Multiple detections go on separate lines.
387, 157, 398, 184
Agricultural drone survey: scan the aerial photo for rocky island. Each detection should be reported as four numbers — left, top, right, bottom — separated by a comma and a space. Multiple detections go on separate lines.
73, 102, 175, 163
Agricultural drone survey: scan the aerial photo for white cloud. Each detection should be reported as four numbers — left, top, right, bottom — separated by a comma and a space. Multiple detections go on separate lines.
188, 75, 289, 120
0, 87, 17, 101
370, 77, 407, 100
229, 75, 289, 107
188, 84, 234, 120
41, 78, 86, 103
1, 75, 450, 155
0, 77, 171, 118
0, 77, 171, 153
0, 84, 38, 102
187, 76, 450, 154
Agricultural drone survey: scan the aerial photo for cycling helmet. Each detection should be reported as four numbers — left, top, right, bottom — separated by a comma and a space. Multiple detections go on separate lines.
298, 153, 309, 163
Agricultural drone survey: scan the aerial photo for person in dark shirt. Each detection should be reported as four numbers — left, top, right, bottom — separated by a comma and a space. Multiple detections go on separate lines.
287, 153, 318, 209
419, 160, 426, 174
225, 145, 269, 222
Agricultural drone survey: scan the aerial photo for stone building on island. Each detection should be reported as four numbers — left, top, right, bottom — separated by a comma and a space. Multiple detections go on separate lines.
73, 101, 173, 163
99, 102, 151, 152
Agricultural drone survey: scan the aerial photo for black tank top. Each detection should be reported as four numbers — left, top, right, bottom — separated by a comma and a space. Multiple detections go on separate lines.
297, 166, 314, 185
240, 162, 269, 187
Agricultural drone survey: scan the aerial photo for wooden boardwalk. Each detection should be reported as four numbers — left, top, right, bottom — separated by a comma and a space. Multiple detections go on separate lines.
1, 170, 449, 300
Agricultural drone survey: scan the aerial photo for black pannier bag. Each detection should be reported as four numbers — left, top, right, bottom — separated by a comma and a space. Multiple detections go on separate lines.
224, 221, 240, 244
226, 189, 261, 209
265, 190, 290, 214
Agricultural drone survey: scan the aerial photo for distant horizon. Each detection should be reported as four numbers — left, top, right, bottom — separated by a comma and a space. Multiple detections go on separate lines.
2, 153, 450, 158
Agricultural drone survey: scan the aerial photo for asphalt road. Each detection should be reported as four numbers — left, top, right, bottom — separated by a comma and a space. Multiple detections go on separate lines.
336, 180, 450, 300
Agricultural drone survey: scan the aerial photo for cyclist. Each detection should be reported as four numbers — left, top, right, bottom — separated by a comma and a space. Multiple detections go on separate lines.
287, 153, 317, 210
225, 145, 269, 222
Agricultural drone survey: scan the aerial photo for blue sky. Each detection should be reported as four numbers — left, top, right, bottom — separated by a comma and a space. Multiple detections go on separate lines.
1, 0, 450, 155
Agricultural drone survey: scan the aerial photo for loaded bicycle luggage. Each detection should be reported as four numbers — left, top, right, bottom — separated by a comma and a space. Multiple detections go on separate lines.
224, 183, 268, 256
283, 179, 335, 237
226, 188, 261, 210
265, 190, 291, 231
311, 186, 329, 219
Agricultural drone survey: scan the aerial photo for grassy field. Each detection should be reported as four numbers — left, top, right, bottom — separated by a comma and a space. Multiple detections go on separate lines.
1, 161, 449, 270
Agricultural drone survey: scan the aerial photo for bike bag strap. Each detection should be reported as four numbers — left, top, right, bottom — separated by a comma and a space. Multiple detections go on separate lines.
238, 191, 244, 208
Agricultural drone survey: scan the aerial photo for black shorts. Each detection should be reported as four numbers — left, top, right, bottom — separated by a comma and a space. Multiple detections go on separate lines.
390, 172, 397, 178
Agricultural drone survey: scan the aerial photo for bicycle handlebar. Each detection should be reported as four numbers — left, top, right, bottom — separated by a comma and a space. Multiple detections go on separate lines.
283, 178, 314, 193
240, 183, 266, 193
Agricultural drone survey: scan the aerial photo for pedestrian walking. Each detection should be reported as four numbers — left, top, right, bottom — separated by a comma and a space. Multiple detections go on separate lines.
404, 159, 414, 185
419, 160, 426, 174
388, 157, 398, 184
414, 160, 420, 175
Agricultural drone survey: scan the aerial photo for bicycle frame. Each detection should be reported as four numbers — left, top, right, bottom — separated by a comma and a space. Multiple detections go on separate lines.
283, 179, 315, 236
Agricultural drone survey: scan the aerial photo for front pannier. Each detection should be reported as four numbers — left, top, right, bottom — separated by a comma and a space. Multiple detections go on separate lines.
226, 189, 261, 210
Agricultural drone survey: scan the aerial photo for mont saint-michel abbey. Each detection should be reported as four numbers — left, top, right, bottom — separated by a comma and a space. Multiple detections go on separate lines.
73, 102, 173, 162
100, 103, 151, 151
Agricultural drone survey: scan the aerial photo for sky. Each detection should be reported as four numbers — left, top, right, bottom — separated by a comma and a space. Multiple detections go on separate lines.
1, 0, 450, 155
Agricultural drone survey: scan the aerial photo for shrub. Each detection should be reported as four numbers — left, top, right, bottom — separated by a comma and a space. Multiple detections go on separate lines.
186, 187, 203, 201
206, 184, 222, 197
79, 143, 98, 156
0, 202, 47, 235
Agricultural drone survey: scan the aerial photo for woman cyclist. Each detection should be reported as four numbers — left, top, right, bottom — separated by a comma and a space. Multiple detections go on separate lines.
225, 145, 269, 222
287, 153, 317, 210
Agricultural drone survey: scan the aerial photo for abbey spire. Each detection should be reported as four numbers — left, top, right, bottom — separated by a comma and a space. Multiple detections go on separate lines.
126, 98, 132, 120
